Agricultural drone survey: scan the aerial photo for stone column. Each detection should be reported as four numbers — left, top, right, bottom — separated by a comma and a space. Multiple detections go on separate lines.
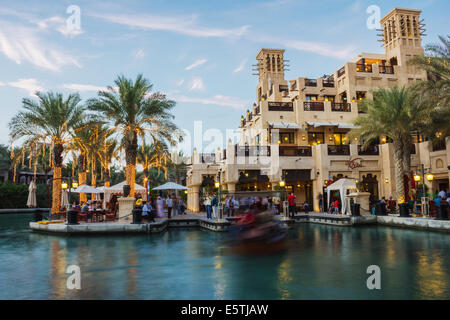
227, 183, 236, 193
190, 185, 200, 213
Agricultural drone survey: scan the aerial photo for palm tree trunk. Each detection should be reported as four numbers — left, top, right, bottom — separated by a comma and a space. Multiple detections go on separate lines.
401, 136, 412, 202
51, 143, 64, 214
125, 133, 137, 197
91, 158, 97, 199
78, 154, 87, 203
393, 139, 405, 204
105, 166, 111, 187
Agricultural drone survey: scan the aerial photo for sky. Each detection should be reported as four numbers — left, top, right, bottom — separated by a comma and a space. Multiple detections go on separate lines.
0, 0, 448, 155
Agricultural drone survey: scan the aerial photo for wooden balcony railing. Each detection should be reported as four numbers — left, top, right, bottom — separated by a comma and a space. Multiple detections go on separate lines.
331, 102, 351, 112
305, 79, 317, 87
432, 140, 446, 151
327, 145, 350, 156
235, 146, 271, 157
201, 153, 216, 163
279, 146, 312, 157
356, 64, 372, 73
337, 66, 345, 77
379, 65, 394, 74
322, 79, 335, 87
304, 101, 324, 111
268, 101, 294, 111
358, 145, 379, 155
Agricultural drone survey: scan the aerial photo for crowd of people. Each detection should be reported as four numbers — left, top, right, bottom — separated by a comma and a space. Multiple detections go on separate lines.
138, 194, 186, 221
200, 192, 310, 220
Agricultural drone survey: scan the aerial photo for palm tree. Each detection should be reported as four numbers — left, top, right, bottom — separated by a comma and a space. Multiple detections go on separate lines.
9, 92, 85, 213
351, 87, 427, 203
100, 138, 120, 187
87, 74, 181, 197
409, 35, 450, 137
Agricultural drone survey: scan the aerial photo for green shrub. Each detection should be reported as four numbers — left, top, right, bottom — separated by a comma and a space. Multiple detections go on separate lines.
0, 182, 50, 209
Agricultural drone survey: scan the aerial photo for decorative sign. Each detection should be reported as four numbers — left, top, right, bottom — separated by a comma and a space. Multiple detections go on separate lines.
347, 157, 364, 169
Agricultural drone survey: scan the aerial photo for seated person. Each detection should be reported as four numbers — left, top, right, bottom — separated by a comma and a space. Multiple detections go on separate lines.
142, 201, 154, 221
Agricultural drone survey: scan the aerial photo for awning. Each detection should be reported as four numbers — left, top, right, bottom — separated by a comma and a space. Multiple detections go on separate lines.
306, 121, 359, 129
267, 121, 302, 129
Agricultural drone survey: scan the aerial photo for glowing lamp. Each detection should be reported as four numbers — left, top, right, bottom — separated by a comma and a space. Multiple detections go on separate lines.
61, 181, 68, 190
413, 175, 421, 182
351, 97, 356, 103
215, 182, 220, 188
279, 180, 285, 187
184, 190, 188, 194
72, 181, 79, 189
426, 174, 434, 181
384, 179, 389, 184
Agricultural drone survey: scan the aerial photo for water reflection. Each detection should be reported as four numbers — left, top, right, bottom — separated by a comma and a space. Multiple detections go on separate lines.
0, 214, 449, 299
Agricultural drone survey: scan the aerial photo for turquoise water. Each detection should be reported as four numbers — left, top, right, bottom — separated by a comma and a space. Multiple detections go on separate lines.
0, 214, 449, 300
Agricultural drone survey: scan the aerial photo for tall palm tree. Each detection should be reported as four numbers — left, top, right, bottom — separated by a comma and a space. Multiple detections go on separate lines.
100, 138, 120, 187
351, 87, 427, 203
9, 92, 85, 213
87, 74, 181, 197
409, 35, 450, 137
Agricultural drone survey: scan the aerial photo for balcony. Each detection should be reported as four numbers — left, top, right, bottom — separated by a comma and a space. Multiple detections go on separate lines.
268, 101, 294, 111
322, 79, 335, 87
331, 102, 351, 112
432, 140, 446, 151
305, 79, 317, 87
337, 66, 345, 77
358, 145, 379, 155
379, 65, 394, 74
327, 145, 350, 156
253, 105, 260, 115
201, 153, 216, 163
304, 101, 324, 111
235, 146, 271, 157
356, 64, 372, 73
279, 146, 312, 157
279, 84, 289, 92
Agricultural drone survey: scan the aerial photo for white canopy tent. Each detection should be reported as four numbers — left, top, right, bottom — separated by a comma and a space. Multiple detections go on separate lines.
102, 181, 147, 203
152, 182, 188, 190
326, 178, 357, 214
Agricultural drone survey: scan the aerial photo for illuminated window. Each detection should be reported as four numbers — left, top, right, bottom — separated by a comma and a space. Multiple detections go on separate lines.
308, 132, 324, 145
279, 132, 294, 144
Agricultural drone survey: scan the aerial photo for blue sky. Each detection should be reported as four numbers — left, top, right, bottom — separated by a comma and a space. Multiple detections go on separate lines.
0, 0, 448, 154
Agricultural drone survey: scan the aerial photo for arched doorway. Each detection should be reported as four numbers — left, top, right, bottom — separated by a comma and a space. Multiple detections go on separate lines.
360, 174, 379, 205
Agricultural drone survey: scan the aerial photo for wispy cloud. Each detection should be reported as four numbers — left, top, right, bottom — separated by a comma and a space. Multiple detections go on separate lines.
188, 77, 205, 91
7, 78, 44, 96
171, 94, 250, 110
91, 12, 249, 38
233, 58, 247, 73
176, 79, 185, 86
251, 33, 356, 60
0, 20, 80, 71
185, 58, 207, 70
62, 83, 109, 92
134, 49, 146, 60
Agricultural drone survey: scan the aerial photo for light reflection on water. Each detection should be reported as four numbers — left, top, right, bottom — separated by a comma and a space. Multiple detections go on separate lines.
0, 214, 449, 300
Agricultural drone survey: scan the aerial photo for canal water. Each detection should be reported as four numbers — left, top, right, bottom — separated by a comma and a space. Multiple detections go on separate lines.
0, 213, 449, 300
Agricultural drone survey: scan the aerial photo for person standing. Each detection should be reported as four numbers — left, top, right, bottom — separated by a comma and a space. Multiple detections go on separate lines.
303, 201, 309, 214
166, 195, 174, 219
156, 196, 164, 218
288, 192, 296, 218
211, 193, 218, 219
334, 199, 340, 214
204, 194, 212, 219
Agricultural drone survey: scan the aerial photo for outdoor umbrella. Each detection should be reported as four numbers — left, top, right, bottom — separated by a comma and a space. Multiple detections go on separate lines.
152, 182, 188, 190
26, 180, 37, 208
70, 184, 103, 194
61, 189, 69, 207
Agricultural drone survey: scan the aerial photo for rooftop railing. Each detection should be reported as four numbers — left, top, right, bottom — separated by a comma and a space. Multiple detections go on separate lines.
432, 140, 446, 151
235, 145, 271, 157
337, 66, 345, 77
322, 78, 335, 87
305, 79, 317, 87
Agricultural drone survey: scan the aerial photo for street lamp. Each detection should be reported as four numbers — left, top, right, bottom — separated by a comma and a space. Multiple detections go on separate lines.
72, 181, 79, 189
416, 164, 433, 216
61, 181, 68, 190
426, 173, 434, 181
414, 175, 421, 182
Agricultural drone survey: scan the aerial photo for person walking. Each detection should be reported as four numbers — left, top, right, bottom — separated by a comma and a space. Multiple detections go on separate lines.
288, 192, 296, 219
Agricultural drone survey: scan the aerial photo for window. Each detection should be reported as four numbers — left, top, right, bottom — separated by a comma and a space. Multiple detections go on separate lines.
280, 132, 295, 144
324, 95, 335, 102
306, 95, 318, 101
308, 132, 324, 145
333, 133, 349, 145
356, 91, 366, 101
255, 134, 260, 145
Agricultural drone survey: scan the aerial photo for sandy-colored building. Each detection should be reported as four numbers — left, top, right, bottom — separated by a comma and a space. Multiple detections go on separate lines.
186, 8, 449, 212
